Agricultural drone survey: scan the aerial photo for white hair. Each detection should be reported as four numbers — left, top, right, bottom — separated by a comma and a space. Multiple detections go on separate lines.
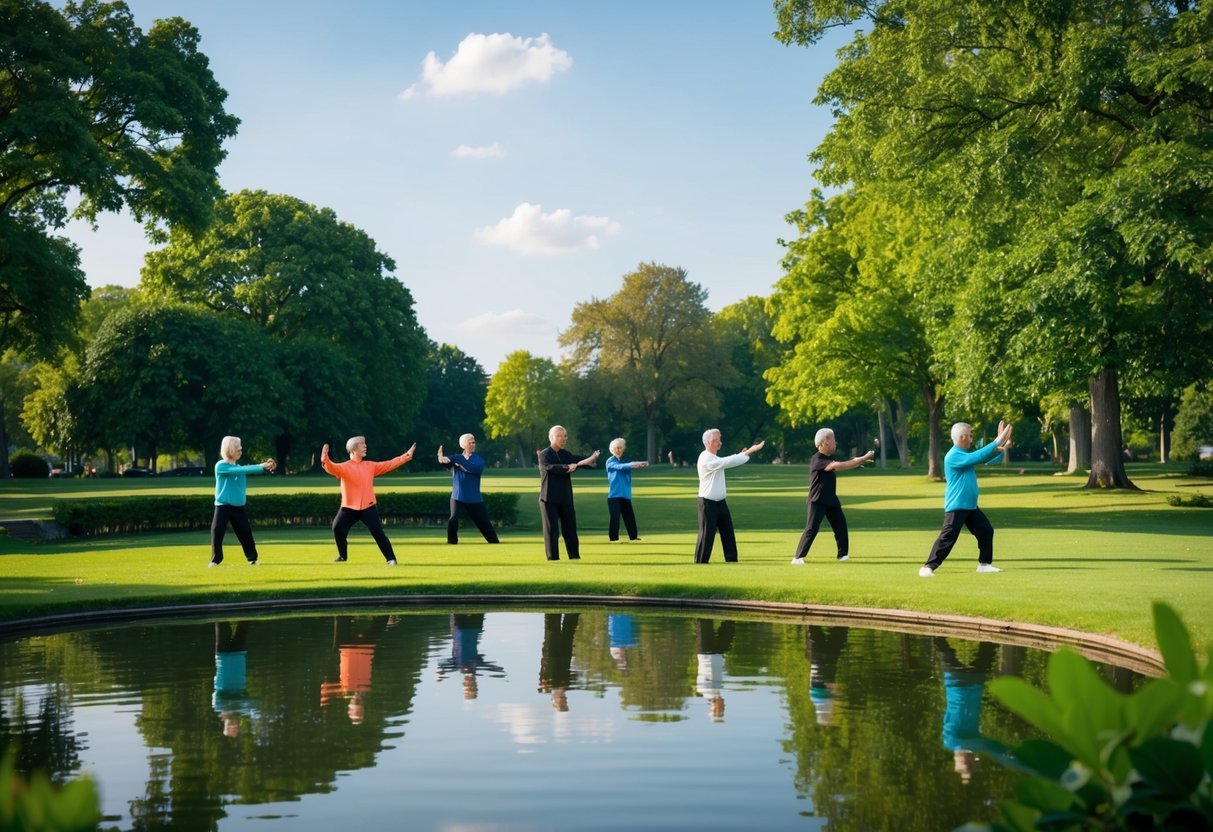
814, 427, 834, 447
459, 433, 475, 451
702, 428, 721, 447
346, 435, 365, 454
219, 436, 241, 462
950, 423, 971, 444
609, 437, 626, 453
548, 425, 566, 443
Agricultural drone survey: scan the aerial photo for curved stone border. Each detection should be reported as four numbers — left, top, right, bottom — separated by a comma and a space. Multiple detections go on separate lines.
1, 594, 1164, 677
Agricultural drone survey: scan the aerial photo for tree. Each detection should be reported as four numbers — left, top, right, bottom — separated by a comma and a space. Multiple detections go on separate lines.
713, 297, 788, 454
484, 351, 578, 465
414, 342, 488, 470
141, 190, 429, 470
1, 0, 237, 473
775, 0, 1213, 489
1173, 384, 1213, 461
560, 262, 734, 463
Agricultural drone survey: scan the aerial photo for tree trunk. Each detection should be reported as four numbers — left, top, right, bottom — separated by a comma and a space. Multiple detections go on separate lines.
1066, 404, 1091, 474
890, 396, 911, 468
0, 400, 9, 479
1159, 407, 1172, 464
646, 412, 657, 464
1085, 367, 1137, 489
877, 403, 888, 469
274, 435, 292, 476
924, 387, 945, 481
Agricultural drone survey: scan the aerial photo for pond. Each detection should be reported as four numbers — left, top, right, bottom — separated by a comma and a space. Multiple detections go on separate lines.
0, 608, 1143, 831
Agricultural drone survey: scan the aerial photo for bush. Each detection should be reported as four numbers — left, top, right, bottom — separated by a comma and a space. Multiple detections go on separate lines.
961, 602, 1212, 832
1188, 460, 1213, 478
9, 452, 50, 479
0, 749, 101, 832
1167, 494, 1213, 509
52, 491, 519, 537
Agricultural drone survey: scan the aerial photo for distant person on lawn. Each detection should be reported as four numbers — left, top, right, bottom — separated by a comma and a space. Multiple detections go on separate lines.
210, 436, 275, 567
322, 436, 416, 565
919, 421, 1013, 578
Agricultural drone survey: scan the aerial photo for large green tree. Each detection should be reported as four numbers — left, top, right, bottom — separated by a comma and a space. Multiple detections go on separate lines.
414, 341, 488, 470
775, 0, 1213, 489
1, 0, 237, 473
141, 190, 428, 470
560, 262, 734, 462
484, 350, 579, 465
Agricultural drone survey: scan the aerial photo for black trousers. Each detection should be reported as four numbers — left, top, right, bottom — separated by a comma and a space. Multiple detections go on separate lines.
332, 505, 396, 561
925, 508, 994, 570
448, 499, 500, 544
694, 497, 737, 563
793, 501, 849, 560
540, 500, 580, 560
211, 504, 259, 564
607, 497, 639, 541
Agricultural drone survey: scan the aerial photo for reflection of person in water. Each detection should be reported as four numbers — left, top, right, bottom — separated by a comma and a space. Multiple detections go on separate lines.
807, 625, 849, 726
321, 616, 391, 724
435, 613, 504, 700
695, 619, 735, 722
935, 637, 1000, 783
538, 613, 580, 711
608, 613, 638, 671
213, 622, 258, 738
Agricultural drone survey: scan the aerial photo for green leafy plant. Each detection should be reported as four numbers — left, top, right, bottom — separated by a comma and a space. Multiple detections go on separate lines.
0, 749, 101, 832
9, 452, 50, 479
1167, 494, 1213, 509
962, 603, 1213, 831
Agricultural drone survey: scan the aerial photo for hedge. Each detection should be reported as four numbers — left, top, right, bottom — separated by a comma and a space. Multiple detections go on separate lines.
51, 492, 520, 537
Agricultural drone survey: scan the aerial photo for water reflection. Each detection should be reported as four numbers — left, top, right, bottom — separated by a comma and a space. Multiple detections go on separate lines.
0, 610, 1144, 831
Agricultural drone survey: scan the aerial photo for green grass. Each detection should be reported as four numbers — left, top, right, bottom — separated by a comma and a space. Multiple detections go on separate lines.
2, 463, 1211, 652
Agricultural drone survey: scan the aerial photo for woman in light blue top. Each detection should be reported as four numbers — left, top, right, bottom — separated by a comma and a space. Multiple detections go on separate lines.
605, 437, 648, 541
211, 435, 276, 567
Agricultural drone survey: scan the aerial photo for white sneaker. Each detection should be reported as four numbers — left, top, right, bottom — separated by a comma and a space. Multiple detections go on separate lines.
918, 566, 935, 578
790, 557, 805, 566
976, 563, 1002, 574
837, 555, 849, 562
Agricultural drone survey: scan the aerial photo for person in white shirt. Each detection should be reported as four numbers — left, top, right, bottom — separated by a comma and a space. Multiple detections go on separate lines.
693, 428, 765, 563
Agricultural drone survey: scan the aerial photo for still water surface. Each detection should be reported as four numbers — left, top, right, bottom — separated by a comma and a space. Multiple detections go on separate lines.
0, 609, 1142, 831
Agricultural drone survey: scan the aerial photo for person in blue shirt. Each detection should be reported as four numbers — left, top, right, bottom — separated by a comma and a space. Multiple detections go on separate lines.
210, 435, 275, 567
920, 421, 1013, 577
438, 434, 500, 544
605, 437, 649, 541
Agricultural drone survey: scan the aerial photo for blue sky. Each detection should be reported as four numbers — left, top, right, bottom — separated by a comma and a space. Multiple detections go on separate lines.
64, 1, 848, 372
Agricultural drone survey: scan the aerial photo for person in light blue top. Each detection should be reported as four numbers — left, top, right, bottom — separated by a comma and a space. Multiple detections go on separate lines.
920, 420, 1013, 577
438, 434, 500, 544
605, 437, 649, 541
211, 435, 276, 567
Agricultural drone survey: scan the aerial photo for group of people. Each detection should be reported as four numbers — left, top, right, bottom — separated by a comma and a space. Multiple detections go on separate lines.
209, 417, 1014, 576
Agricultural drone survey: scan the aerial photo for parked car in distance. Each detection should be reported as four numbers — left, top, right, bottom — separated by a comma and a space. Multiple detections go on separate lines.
160, 466, 207, 477
121, 467, 155, 478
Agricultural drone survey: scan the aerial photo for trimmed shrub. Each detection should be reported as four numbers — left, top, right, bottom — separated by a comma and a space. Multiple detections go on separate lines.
52, 491, 520, 537
9, 452, 50, 479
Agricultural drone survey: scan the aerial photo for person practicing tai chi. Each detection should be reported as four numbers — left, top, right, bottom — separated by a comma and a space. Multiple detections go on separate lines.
322, 436, 416, 565
693, 429, 765, 564
438, 434, 500, 544
919, 420, 1013, 578
538, 425, 599, 560
791, 428, 874, 565
605, 437, 649, 542
210, 436, 275, 567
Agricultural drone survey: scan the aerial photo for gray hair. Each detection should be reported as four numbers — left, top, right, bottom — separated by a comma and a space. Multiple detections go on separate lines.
548, 425, 567, 443
609, 437, 626, 453
346, 435, 366, 454
702, 428, 721, 447
950, 423, 971, 444
459, 433, 475, 451
814, 427, 834, 447
219, 436, 241, 462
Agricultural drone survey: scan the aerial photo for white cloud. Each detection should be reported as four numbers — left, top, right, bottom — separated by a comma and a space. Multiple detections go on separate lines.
400, 32, 572, 100
474, 202, 621, 256
455, 309, 549, 335
451, 141, 506, 159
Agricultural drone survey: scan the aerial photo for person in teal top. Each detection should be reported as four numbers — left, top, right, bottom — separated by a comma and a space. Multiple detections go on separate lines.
919, 420, 1013, 577
211, 435, 276, 567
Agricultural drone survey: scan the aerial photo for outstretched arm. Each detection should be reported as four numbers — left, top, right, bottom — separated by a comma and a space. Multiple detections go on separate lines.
826, 450, 874, 472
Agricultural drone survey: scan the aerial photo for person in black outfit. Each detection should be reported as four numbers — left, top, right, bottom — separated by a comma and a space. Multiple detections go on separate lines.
539, 612, 580, 710
538, 425, 599, 560
790, 427, 874, 565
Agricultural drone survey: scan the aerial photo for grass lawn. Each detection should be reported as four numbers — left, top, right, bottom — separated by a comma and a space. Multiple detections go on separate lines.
1, 462, 1210, 652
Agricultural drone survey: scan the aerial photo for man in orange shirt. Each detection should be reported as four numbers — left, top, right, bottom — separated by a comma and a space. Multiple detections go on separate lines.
321, 435, 416, 564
